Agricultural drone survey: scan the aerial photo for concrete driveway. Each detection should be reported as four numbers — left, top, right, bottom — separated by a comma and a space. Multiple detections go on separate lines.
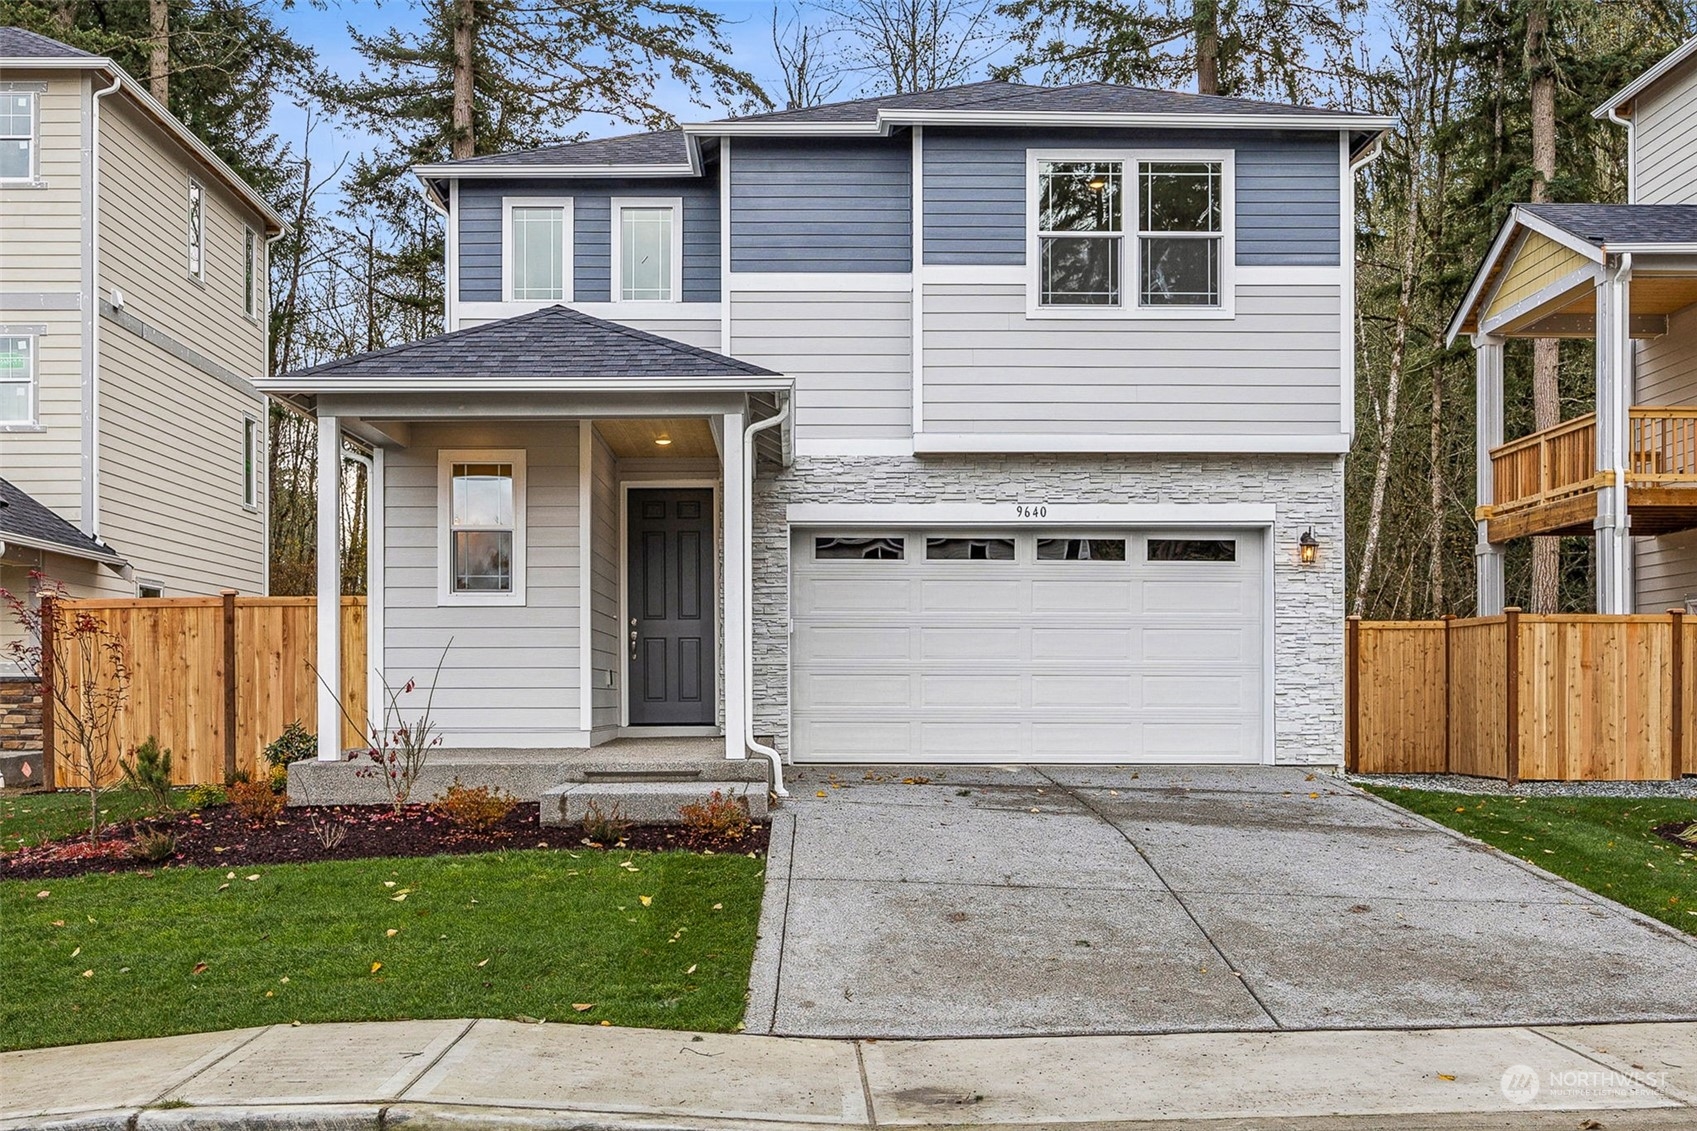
745, 765, 1697, 1039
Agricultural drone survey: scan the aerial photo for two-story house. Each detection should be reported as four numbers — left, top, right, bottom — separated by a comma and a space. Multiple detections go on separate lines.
0, 27, 284, 624
1451, 36, 1697, 617
266, 81, 1391, 793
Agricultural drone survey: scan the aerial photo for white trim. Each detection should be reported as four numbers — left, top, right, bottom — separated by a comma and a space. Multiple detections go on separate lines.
719, 136, 732, 356
261, 374, 793, 395
1593, 33, 1697, 119
684, 109, 1396, 136
794, 437, 917, 458
1237, 265, 1344, 287
0, 327, 40, 427
501, 196, 573, 303
0, 531, 127, 567
446, 178, 461, 328
1338, 131, 1354, 439
914, 431, 1352, 455
315, 416, 342, 759
609, 195, 685, 303
922, 264, 1024, 287
616, 477, 722, 730
1610, 241, 1697, 254
911, 125, 925, 438
1023, 148, 1236, 320
436, 448, 528, 607
367, 446, 386, 737
1514, 208, 1608, 260
240, 412, 261, 510
1260, 524, 1276, 766
727, 271, 914, 292
786, 502, 1278, 526
0, 87, 40, 184
1445, 207, 1604, 346
454, 299, 721, 326
578, 421, 594, 731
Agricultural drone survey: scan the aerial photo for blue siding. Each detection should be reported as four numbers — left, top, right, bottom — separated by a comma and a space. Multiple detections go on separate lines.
730, 137, 911, 272
456, 170, 721, 302
922, 128, 1340, 267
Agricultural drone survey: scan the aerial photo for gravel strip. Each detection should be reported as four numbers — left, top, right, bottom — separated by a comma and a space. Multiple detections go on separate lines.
1348, 772, 1697, 799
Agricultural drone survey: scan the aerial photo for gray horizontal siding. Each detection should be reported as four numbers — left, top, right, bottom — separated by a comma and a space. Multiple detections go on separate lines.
922, 283, 1341, 435
730, 138, 911, 272
922, 128, 1340, 267
457, 172, 720, 303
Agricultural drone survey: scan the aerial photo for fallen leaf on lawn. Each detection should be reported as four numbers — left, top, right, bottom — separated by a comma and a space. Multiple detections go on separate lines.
217, 883, 230, 891
245, 874, 260, 882
476, 958, 488, 968
265, 990, 274, 998
35, 890, 49, 899
280, 977, 289, 983
599, 1020, 611, 1026
191, 962, 208, 975
391, 893, 408, 901
572, 1003, 595, 1012
51, 920, 64, 927
386, 929, 398, 937
370, 962, 383, 973
383, 881, 396, 888
119, 967, 130, 974
226, 872, 235, 879
81, 969, 93, 978
70, 947, 80, 958
712, 903, 722, 910
639, 895, 653, 907
685, 964, 698, 975
1436, 1073, 1456, 1081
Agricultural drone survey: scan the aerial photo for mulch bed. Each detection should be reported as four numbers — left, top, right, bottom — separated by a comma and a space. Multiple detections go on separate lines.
1653, 819, 1697, 848
0, 802, 768, 881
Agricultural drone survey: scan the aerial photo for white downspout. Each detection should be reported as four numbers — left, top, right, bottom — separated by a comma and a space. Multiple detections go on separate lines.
741, 397, 791, 798
86, 74, 122, 538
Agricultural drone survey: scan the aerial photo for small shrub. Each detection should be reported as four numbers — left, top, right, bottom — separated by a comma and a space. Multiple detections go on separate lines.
678, 791, 750, 839
228, 779, 283, 823
182, 783, 227, 810
127, 827, 177, 862
264, 720, 316, 767
119, 737, 174, 814
307, 811, 349, 850
430, 779, 517, 833
580, 800, 630, 844
268, 764, 289, 793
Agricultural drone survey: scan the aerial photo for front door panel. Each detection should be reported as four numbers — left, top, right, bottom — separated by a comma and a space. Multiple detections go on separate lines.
627, 488, 715, 726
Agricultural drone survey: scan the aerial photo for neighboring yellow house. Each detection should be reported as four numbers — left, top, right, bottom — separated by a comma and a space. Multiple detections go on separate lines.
0, 26, 285, 638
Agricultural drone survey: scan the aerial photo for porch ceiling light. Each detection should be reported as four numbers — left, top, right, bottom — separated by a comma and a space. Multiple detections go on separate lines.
654, 434, 673, 447
1298, 528, 1320, 567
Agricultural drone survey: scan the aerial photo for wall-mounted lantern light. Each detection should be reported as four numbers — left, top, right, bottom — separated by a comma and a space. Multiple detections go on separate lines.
1298, 528, 1320, 567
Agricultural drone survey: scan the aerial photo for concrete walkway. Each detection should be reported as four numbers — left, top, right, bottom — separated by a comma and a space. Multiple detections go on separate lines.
747, 765, 1697, 1038
5, 1018, 1697, 1129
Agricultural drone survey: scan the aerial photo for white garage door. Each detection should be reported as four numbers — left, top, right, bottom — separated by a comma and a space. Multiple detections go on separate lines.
790, 528, 1265, 763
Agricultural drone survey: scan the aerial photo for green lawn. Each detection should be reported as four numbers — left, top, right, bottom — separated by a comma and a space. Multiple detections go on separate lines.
1363, 787, 1697, 934
1, 788, 190, 852
1, 849, 765, 1050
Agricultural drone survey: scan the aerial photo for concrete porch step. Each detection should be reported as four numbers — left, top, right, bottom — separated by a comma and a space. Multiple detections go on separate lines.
539, 780, 768, 827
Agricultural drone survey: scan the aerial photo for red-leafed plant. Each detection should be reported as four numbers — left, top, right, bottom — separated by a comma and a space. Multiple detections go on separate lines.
679, 790, 750, 839
313, 641, 450, 813
2, 572, 131, 841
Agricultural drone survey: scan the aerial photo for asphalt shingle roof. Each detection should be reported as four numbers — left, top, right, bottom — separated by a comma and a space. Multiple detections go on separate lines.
446, 129, 691, 169
275, 305, 779, 384
0, 479, 125, 563
1522, 203, 1697, 246
0, 26, 96, 58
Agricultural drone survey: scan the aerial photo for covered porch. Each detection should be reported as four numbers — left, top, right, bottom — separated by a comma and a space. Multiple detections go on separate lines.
259, 306, 794, 800
1450, 203, 1697, 614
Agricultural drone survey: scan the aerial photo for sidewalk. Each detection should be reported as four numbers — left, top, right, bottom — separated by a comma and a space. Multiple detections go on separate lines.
4, 1019, 1694, 1130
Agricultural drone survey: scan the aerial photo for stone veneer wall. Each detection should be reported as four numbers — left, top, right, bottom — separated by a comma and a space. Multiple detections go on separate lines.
750, 453, 1346, 765
0, 674, 44, 753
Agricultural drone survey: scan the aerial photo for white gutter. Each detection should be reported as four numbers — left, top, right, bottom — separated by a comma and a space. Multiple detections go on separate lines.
257, 375, 795, 395
0, 533, 128, 568
85, 73, 121, 538
683, 109, 1397, 138
741, 397, 791, 799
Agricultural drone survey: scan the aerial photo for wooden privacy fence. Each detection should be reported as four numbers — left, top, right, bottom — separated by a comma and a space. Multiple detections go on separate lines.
42, 594, 366, 788
1347, 610, 1691, 782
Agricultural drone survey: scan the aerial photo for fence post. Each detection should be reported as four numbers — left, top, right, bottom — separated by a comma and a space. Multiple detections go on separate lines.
1504, 606, 1522, 787
1442, 614, 1456, 774
1672, 608, 1686, 781
221, 589, 238, 785
37, 592, 55, 790
1345, 616, 1361, 773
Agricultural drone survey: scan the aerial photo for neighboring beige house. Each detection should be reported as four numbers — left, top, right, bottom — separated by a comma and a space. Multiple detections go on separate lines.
1450, 34, 1697, 615
0, 26, 284, 630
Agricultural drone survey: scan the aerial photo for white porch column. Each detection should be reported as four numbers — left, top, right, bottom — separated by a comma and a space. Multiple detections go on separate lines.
366, 445, 385, 739
316, 414, 343, 758
721, 410, 748, 761
1474, 334, 1506, 616
1595, 259, 1634, 614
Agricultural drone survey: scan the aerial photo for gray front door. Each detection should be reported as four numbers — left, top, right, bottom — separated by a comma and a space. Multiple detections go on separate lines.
627, 488, 715, 726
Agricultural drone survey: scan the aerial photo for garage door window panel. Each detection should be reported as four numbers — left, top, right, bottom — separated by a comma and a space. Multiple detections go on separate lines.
1147, 538, 1236, 563
1037, 538, 1126, 561
815, 536, 904, 560
926, 537, 1015, 561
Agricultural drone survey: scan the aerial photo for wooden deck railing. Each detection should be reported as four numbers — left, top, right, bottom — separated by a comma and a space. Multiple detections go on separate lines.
1488, 407, 1697, 515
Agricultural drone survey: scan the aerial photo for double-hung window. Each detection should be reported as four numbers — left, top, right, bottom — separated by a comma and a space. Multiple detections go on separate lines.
505, 199, 570, 302
1032, 152, 1230, 314
0, 90, 35, 182
187, 180, 205, 281
611, 198, 682, 302
0, 333, 35, 426
438, 451, 526, 605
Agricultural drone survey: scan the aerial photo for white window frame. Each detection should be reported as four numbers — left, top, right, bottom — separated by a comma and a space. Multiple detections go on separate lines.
0, 328, 39, 430
501, 196, 573, 304
610, 196, 685, 305
0, 86, 40, 184
243, 226, 261, 319
242, 413, 261, 510
187, 179, 206, 282
1024, 148, 1235, 320
437, 448, 527, 607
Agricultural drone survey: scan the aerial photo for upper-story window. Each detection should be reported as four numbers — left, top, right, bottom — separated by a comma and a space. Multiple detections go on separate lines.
0, 333, 36, 426
504, 198, 571, 302
187, 180, 206, 280
244, 227, 260, 317
611, 197, 683, 302
0, 91, 35, 182
242, 415, 261, 509
1030, 151, 1232, 316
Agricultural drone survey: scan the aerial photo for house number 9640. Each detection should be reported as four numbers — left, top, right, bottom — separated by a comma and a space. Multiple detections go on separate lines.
1015, 505, 1048, 519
